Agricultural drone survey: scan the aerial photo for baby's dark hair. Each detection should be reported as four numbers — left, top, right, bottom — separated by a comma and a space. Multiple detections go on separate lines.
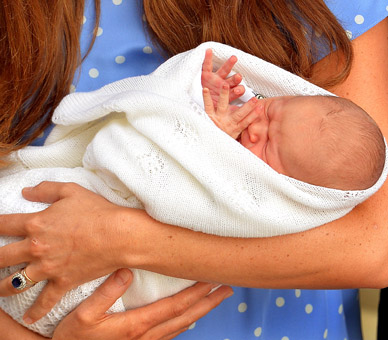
312, 96, 385, 190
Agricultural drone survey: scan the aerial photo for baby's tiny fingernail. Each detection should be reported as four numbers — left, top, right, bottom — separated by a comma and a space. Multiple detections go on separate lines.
23, 187, 33, 192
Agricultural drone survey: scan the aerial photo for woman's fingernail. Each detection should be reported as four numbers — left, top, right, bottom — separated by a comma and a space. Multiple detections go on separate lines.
225, 288, 234, 298
114, 269, 131, 286
23, 316, 34, 324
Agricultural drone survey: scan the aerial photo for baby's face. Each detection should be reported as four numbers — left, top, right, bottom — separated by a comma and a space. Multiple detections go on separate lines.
239, 96, 324, 180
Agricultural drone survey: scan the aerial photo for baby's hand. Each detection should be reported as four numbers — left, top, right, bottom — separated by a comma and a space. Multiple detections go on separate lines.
203, 83, 259, 140
201, 49, 245, 108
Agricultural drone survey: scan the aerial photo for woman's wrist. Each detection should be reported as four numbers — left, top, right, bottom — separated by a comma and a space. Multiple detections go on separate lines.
116, 208, 173, 270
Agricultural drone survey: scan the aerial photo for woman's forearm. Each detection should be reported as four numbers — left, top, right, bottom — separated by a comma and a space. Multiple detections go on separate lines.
121, 18, 388, 290
0, 309, 45, 340
123, 190, 388, 289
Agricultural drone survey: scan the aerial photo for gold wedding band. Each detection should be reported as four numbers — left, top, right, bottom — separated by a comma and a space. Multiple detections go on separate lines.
21, 268, 38, 285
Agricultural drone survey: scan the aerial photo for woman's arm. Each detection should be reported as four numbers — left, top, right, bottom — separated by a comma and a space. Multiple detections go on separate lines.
0, 17, 387, 323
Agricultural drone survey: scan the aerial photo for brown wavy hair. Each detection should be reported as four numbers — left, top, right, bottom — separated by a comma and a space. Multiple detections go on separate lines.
0, 0, 100, 162
144, 0, 352, 87
0, 0, 351, 161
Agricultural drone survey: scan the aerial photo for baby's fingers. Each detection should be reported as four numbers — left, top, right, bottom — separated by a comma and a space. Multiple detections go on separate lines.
216, 55, 238, 79
228, 98, 261, 138
203, 88, 215, 115
229, 84, 245, 102
202, 49, 213, 73
217, 83, 230, 114
231, 98, 259, 123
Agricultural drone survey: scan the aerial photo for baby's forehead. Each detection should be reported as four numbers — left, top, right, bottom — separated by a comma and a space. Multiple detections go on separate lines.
279, 95, 333, 122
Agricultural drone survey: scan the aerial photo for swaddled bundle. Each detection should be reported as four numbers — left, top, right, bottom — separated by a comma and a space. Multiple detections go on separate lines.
1, 42, 387, 337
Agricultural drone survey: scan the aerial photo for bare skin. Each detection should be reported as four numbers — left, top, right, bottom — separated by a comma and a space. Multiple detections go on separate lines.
0, 17, 387, 338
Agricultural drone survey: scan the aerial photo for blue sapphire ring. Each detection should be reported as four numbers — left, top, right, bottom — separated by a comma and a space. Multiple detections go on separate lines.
11, 268, 38, 291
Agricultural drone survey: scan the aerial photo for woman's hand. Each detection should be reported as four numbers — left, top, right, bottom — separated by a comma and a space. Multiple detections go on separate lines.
53, 269, 233, 340
0, 181, 133, 323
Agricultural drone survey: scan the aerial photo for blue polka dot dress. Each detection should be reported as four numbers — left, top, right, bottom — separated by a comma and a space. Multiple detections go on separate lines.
36, 0, 388, 338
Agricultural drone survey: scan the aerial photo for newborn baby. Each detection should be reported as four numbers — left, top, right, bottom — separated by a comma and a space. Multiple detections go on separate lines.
202, 48, 385, 191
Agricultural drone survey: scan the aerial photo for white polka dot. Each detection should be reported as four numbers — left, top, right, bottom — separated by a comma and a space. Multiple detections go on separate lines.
281, 337, 290, 340
83, 16, 87, 24
112, 0, 122, 5
188, 322, 196, 330
142, 14, 147, 22
305, 304, 313, 314
238, 302, 248, 313
254, 327, 262, 337
346, 30, 353, 39
88, 68, 99, 78
386, 5, 388, 11
143, 46, 153, 54
115, 56, 126, 64
338, 304, 343, 314
354, 15, 364, 25
38, 132, 45, 138
96, 27, 103, 36
276, 297, 285, 307
295, 289, 301, 298
323, 329, 328, 339
69, 84, 76, 93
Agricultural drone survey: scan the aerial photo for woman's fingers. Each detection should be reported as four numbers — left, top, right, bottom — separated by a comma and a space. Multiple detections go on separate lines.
0, 213, 34, 236
0, 239, 31, 268
143, 284, 234, 339
22, 181, 84, 204
74, 269, 133, 318
52, 274, 232, 340
137, 283, 232, 333
23, 281, 68, 324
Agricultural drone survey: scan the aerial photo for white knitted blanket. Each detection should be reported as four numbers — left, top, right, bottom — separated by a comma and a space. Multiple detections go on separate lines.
0, 42, 387, 337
